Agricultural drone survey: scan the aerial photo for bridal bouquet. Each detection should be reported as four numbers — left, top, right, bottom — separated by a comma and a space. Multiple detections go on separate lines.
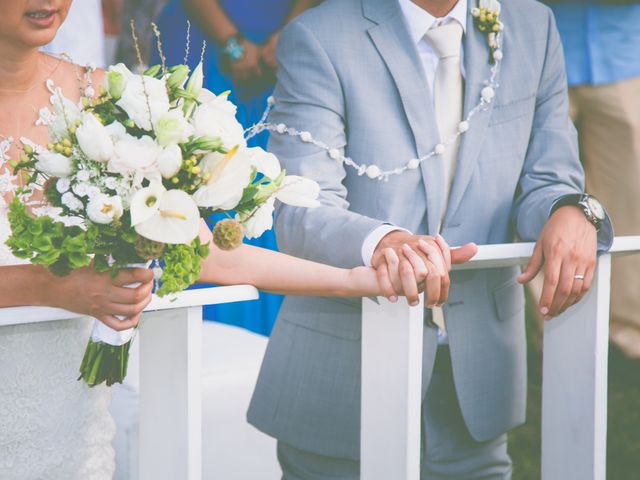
6, 61, 319, 387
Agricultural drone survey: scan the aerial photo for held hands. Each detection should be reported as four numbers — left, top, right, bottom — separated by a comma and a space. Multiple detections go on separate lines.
518, 206, 598, 319
228, 35, 279, 87
372, 231, 478, 307
50, 267, 154, 331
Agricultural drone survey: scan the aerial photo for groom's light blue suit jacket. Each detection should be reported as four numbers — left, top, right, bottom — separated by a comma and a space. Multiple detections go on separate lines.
248, 0, 612, 460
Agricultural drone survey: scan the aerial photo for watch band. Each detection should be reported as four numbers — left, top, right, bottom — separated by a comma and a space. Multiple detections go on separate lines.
552, 193, 602, 231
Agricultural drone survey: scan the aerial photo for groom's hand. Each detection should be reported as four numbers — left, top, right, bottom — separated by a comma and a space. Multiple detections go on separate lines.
372, 231, 477, 307
517, 206, 597, 319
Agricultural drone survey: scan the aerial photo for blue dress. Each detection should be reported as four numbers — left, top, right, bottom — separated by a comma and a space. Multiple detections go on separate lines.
152, 0, 294, 336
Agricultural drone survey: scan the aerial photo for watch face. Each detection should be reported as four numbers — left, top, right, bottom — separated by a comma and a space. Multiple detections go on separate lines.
586, 196, 605, 221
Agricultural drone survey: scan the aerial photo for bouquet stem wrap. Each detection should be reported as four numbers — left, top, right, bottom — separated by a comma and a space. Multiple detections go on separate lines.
78, 262, 149, 387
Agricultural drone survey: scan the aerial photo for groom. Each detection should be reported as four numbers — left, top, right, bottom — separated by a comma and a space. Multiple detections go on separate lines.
249, 0, 613, 477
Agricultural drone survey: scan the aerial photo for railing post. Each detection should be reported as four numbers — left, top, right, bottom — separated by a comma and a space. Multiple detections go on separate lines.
541, 255, 611, 480
361, 297, 424, 480
139, 307, 203, 480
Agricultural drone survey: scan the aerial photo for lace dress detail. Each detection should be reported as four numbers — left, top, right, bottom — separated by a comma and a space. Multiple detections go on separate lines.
0, 138, 116, 479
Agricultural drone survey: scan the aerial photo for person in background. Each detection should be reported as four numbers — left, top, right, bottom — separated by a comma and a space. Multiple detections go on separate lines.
116, 0, 171, 68
41, 0, 106, 67
546, 0, 640, 360
152, 0, 317, 336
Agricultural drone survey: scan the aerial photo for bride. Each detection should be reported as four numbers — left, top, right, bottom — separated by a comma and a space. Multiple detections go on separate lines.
0, 1, 448, 478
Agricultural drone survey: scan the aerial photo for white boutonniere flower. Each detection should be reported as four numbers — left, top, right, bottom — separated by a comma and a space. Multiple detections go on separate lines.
471, 0, 503, 63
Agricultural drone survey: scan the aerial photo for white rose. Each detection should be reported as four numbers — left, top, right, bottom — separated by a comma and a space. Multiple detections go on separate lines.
109, 134, 161, 176
275, 176, 321, 208
116, 74, 170, 131
239, 198, 275, 240
37, 151, 73, 178
76, 169, 91, 182
157, 144, 183, 179
48, 91, 81, 140
72, 182, 92, 197
87, 194, 124, 224
191, 93, 246, 149
154, 109, 194, 147
61, 192, 83, 212
76, 112, 114, 162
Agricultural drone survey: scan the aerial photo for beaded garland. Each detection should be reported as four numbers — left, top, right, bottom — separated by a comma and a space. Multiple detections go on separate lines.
245, 2, 505, 182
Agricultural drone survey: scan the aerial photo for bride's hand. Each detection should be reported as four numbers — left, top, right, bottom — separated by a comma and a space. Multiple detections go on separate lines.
344, 266, 397, 300
46, 267, 154, 331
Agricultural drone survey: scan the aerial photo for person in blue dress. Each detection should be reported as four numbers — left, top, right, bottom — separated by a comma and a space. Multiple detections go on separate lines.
152, 0, 317, 335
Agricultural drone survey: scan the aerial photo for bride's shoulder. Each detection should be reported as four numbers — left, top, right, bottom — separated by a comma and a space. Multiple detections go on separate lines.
40, 53, 106, 101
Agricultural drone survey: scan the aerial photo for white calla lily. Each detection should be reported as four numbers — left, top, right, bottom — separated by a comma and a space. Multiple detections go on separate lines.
76, 112, 114, 162
275, 176, 321, 208
192, 146, 252, 210
130, 182, 166, 226
247, 147, 281, 179
134, 189, 201, 244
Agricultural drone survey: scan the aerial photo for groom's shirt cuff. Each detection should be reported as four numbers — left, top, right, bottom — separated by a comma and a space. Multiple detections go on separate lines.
362, 224, 411, 266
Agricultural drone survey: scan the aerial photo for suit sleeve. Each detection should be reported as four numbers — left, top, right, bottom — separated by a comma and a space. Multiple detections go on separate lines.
268, 20, 386, 268
512, 7, 612, 251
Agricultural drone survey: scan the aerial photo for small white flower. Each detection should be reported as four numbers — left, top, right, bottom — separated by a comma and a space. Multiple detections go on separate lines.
87, 193, 124, 224
104, 176, 119, 190
61, 192, 83, 211
72, 182, 92, 197
240, 198, 275, 240
37, 151, 73, 178
76, 169, 91, 182
300, 131, 313, 143
458, 121, 470, 133
329, 148, 341, 160
267, 96, 275, 106
157, 144, 183, 179
435, 144, 446, 155
76, 112, 114, 162
276, 123, 287, 134
493, 49, 503, 61
471, 7, 480, 17
56, 178, 71, 193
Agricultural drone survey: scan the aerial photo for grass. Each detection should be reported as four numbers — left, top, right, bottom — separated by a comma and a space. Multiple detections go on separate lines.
508, 301, 640, 479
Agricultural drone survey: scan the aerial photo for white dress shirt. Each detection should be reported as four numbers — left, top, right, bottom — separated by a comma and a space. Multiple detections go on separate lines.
361, 0, 467, 266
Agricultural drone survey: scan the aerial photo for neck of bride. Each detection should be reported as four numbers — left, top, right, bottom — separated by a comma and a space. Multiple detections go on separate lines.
0, 40, 41, 92
411, 0, 460, 18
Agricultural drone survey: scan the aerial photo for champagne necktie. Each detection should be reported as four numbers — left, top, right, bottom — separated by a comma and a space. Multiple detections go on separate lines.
424, 22, 464, 332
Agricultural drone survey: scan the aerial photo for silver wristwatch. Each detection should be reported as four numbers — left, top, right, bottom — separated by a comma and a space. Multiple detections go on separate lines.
576, 194, 605, 232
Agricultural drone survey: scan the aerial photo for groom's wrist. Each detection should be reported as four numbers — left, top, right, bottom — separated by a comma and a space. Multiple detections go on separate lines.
362, 224, 411, 267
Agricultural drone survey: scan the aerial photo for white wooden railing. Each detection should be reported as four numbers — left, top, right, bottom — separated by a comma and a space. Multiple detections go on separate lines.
0, 285, 259, 480
362, 235, 640, 480
2, 236, 639, 479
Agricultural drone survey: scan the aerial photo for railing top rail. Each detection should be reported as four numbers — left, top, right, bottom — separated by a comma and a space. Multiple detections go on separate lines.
0, 285, 259, 328
454, 235, 640, 271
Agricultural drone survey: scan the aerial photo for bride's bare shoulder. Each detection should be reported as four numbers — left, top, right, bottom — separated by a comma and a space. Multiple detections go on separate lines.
40, 53, 106, 101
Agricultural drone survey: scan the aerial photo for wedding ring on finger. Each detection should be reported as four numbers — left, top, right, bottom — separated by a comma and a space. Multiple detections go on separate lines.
574, 274, 585, 281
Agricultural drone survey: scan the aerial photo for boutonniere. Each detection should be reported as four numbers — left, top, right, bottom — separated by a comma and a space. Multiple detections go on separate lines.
471, 0, 504, 64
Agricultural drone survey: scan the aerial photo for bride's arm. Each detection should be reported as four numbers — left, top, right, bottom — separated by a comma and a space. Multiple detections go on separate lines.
197, 221, 388, 298
0, 264, 154, 330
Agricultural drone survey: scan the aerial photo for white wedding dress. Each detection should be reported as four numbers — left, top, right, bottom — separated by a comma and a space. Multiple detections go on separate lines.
0, 139, 116, 479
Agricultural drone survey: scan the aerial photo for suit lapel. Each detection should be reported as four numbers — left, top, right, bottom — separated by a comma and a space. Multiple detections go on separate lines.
443, 9, 496, 227
364, 0, 443, 235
